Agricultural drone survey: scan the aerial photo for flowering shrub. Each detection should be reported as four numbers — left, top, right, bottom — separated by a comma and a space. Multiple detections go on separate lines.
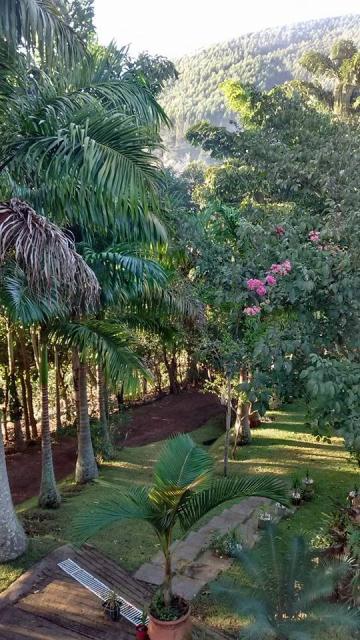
247, 278, 264, 291
275, 225, 285, 236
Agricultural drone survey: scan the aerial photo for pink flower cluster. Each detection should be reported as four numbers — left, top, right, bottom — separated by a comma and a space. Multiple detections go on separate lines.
247, 278, 267, 296
275, 225, 285, 236
244, 259, 291, 318
244, 306, 261, 316
270, 259, 292, 276
309, 230, 320, 243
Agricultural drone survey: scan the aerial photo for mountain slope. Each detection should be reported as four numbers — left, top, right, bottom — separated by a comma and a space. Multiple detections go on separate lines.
161, 14, 360, 167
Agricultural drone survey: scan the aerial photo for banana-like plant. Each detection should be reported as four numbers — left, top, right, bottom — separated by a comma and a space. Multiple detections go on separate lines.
74, 434, 287, 608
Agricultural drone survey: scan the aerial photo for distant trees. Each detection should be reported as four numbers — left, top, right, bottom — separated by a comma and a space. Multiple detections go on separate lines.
160, 15, 360, 166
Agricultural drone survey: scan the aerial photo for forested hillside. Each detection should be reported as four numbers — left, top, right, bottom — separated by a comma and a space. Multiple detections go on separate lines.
161, 14, 360, 167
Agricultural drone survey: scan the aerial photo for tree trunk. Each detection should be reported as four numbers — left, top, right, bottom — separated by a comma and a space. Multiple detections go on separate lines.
0, 420, 27, 561
97, 365, 111, 456
75, 354, 98, 483
163, 348, 180, 394
186, 352, 199, 388
3, 369, 9, 443
38, 335, 61, 509
117, 383, 124, 412
19, 328, 38, 439
7, 323, 25, 451
58, 363, 72, 425
72, 348, 81, 429
54, 347, 62, 433
224, 376, 232, 477
20, 371, 31, 442
240, 400, 252, 445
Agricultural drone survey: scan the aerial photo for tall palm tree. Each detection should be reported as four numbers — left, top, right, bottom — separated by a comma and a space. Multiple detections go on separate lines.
74, 434, 287, 608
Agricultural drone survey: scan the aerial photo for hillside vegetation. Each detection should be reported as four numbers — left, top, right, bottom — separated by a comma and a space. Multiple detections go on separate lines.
161, 14, 360, 166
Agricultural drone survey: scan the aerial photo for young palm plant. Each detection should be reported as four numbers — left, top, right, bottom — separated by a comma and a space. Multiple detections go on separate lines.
74, 434, 287, 611
213, 525, 359, 640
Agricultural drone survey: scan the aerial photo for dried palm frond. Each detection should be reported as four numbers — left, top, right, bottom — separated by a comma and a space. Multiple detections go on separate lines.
0, 198, 99, 313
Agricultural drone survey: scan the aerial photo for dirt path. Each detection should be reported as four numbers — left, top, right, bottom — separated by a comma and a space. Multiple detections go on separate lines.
6, 391, 223, 505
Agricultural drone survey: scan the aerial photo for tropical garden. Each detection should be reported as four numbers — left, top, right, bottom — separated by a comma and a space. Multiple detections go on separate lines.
0, 2, 359, 640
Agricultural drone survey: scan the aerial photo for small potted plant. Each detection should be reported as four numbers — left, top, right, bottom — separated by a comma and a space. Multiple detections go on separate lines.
301, 470, 315, 501
258, 506, 272, 530
348, 484, 359, 506
102, 591, 122, 621
136, 610, 149, 639
291, 478, 302, 506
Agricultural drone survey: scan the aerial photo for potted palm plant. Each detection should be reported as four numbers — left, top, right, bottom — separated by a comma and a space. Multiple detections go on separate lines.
74, 434, 287, 640
291, 477, 302, 506
212, 525, 359, 638
301, 469, 315, 501
102, 590, 122, 621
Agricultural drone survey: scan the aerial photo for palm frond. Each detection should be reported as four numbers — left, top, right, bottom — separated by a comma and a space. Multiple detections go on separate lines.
0, 199, 99, 311
72, 486, 155, 543
178, 475, 288, 531
0, 0, 85, 64
51, 319, 149, 392
0, 263, 65, 325
154, 434, 214, 493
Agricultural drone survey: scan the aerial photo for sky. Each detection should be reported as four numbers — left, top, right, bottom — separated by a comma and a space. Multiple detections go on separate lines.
94, 0, 360, 59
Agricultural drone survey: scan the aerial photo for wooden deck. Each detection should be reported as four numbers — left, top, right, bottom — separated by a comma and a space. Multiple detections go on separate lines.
0, 544, 229, 640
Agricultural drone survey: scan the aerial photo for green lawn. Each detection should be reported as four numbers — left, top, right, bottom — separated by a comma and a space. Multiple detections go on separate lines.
193, 402, 359, 634
1, 401, 358, 638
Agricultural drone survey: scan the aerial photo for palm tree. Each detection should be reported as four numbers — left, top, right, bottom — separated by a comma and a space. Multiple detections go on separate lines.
213, 525, 359, 639
74, 434, 287, 608
300, 39, 360, 115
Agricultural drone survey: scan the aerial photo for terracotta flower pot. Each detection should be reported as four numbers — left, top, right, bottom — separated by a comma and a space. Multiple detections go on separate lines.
148, 607, 192, 640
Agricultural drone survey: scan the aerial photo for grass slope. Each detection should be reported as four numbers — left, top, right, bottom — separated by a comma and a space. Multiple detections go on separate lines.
1, 401, 357, 616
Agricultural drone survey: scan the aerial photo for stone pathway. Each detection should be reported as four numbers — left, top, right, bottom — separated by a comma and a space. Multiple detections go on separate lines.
135, 496, 282, 600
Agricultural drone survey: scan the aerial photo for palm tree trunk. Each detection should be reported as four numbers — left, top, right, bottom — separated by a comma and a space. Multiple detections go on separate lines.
3, 368, 9, 443
54, 347, 62, 433
72, 348, 81, 429
38, 334, 61, 509
75, 353, 98, 483
0, 412, 27, 561
162, 532, 173, 607
19, 371, 31, 442
224, 376, 232, 477
97, 365, 111, 456
7, 323, 25, 452
19, 328, 38, 439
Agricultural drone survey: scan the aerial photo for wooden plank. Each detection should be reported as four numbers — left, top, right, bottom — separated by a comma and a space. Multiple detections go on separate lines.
0, 606, 85, 639
16, 579, 134, 640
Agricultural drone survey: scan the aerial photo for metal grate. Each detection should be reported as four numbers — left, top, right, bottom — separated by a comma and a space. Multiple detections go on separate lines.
58, 558, 148, 626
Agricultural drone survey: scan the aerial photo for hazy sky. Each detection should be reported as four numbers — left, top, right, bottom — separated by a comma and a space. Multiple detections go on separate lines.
94, 0, 359, 59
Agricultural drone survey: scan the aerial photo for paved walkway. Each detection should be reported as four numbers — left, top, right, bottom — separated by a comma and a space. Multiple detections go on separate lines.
135, 496, 280, 600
